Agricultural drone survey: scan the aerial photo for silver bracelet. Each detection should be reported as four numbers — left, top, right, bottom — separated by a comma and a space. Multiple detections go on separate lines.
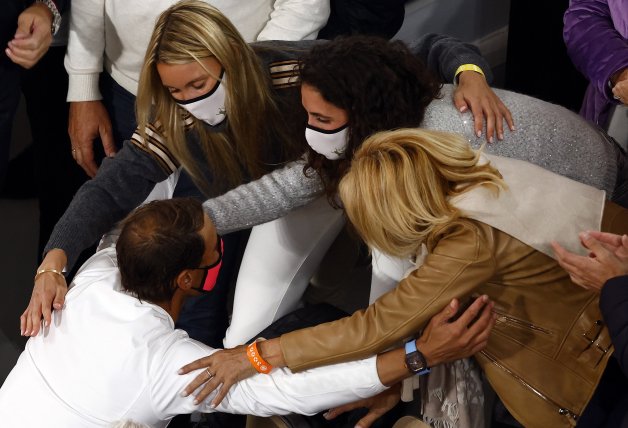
36, 0, 62, 35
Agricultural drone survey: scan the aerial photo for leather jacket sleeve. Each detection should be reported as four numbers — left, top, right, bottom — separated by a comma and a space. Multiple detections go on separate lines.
280, 219, 497, 372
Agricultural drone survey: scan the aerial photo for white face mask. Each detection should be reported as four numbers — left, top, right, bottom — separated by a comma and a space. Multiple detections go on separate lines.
176, 72, 227, 126
305, 124, 349, 160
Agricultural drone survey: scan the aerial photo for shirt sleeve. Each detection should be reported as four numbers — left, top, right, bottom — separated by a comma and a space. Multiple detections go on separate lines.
564, 0, 628, 102
408, 33, 494, 84
280, 220, 497, 371
64, 0, 105, 101
600, 275, 628, 377
203, 158, 325, 235
256, 0, 331, 41
44, 140, 171, 271
150, 336, 386, 419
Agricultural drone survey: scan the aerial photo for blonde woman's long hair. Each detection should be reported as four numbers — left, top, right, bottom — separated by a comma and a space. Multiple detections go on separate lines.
136, 0, 297, 195
339, 128, 505, 257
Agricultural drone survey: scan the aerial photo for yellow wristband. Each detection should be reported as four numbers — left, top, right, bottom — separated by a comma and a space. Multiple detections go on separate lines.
454, 64, 485, 84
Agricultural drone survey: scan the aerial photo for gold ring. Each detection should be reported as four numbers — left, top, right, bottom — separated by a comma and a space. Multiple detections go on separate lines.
205, 368, 212, 378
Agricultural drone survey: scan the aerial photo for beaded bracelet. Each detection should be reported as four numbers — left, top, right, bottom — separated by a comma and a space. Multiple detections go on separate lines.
246, 341, 273, 374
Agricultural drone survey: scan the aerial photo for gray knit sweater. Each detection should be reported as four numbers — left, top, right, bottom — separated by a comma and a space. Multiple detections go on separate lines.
203, 85, 623, 234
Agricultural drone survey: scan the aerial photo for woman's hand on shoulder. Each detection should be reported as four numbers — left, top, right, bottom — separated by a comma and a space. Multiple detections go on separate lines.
179, 344, 256, 407
453, 70, 515, 143
21, 249, 69, 336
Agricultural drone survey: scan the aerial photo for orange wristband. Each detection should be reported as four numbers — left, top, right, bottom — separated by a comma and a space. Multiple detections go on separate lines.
247, 341, 273, 374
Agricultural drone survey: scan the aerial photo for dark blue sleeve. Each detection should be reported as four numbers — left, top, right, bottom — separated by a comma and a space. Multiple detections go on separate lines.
600, 275, 628, 377
44, 141, 171, 271
408, 33, 494, 84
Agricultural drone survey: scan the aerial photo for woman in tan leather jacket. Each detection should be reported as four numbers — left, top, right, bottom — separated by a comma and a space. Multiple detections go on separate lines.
184, 128, 627, 428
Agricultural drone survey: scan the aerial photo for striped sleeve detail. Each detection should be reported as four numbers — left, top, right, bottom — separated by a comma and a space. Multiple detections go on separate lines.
269, 60, 301, 89
130, 122, 180, 174
181, 110, 195, 130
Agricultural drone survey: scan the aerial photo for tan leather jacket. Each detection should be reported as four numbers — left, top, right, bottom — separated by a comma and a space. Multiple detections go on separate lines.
280, 202, 628, 428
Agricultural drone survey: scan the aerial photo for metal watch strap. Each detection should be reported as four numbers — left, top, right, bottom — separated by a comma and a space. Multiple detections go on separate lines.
36, 0, 61, 35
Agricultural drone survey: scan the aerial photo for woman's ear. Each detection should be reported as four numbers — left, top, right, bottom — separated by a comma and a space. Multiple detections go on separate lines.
176, 269, 194, 291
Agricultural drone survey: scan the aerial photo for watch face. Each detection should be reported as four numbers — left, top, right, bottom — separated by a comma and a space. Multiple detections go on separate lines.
405, 351, 427, 373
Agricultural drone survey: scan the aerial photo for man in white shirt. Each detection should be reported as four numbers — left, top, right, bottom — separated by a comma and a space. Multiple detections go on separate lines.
0, 198, 494, 427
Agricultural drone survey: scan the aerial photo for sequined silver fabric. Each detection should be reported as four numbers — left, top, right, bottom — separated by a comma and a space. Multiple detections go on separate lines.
424, 85, 620, 194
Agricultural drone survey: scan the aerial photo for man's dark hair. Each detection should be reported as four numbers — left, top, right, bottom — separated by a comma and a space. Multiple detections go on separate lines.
300, 35, 442, 204
116, 198, 206, 302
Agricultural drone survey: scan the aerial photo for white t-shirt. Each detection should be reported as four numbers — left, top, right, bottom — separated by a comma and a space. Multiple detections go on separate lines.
0, 247, 384, 427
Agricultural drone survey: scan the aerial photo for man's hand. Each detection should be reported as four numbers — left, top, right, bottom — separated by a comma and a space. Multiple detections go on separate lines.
20, 249, 69, 337
5, 3, 53, 69
418, 295, 496, 367
69, 101, 117, 177
178, 344, 256, 407
611, 68, 628, 105
552, 232, 628, 292
454, 71, 515, 143
323, 383, 401, 428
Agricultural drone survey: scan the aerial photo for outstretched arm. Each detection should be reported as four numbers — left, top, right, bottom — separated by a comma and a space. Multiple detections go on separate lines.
203, 158, 324, 234
409, 33, 514, 141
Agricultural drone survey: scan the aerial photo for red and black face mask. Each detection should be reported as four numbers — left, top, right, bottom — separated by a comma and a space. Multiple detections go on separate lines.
192, 236, 223, 293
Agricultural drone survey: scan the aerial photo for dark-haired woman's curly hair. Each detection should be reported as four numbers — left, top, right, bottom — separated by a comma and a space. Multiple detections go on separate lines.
300, 36, 442, 204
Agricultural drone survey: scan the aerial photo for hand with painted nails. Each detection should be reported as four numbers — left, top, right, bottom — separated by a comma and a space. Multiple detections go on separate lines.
454, 70, 515, 143
323, 383, 401, 428
552, 231, 628, 292
20, 249, 68, 337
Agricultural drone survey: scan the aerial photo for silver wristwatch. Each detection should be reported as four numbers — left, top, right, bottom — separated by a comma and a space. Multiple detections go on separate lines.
36, 0, 62, 35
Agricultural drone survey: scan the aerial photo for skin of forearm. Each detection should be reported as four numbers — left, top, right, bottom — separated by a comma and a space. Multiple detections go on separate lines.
376, 338, 442, 386
258, 338, 286, 367
259, 336, 441, 387
39, 249, 68, 271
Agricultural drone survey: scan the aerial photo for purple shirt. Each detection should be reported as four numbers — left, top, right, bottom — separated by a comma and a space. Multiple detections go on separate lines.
564, 0, 628, 126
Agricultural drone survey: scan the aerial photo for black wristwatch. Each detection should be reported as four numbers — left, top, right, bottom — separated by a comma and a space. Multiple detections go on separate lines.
404, 339, 430, 375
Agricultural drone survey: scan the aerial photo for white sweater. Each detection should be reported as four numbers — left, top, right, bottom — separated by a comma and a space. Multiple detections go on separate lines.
65, 0, 330, 101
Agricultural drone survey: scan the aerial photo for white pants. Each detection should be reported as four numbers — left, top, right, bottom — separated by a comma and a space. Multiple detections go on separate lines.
369, 249, 415, 303
224, 196, 345, 347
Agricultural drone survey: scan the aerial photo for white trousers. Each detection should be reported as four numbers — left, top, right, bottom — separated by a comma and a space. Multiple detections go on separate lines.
369, 249, 415, 303
224, 196, 345, 347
